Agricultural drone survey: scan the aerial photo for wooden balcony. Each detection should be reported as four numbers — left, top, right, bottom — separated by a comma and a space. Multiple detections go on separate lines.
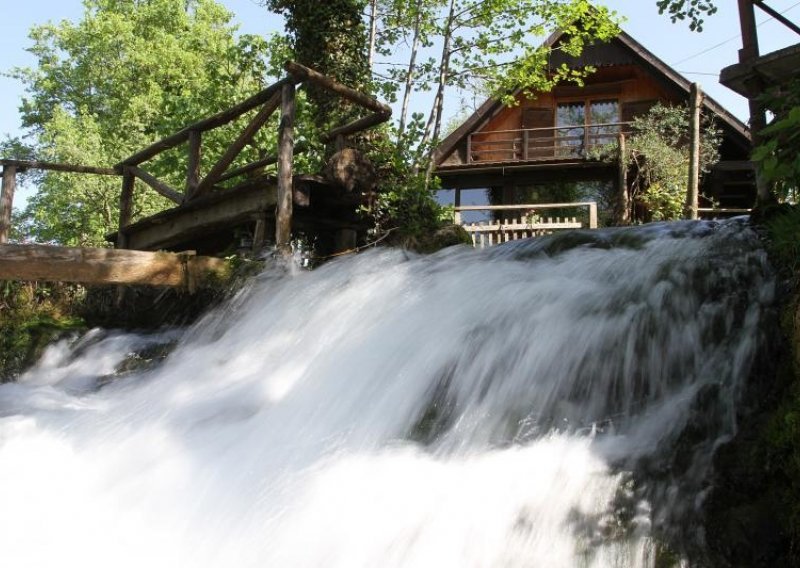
466, 123, 630, 164
454, 202, 598, 248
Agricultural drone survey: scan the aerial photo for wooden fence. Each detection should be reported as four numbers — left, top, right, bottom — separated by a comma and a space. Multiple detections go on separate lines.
454, 202, 598, 248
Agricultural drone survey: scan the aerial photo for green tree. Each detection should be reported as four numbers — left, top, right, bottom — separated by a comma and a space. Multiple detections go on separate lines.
6, 0, 280, 246
264, 0, 371, 133
618, 104, 721, 221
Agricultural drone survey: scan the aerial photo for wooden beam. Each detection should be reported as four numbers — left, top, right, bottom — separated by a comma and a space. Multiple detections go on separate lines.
127, 165, 183, 204
0, 244, 229, 288
216, 141, 309, 184
285, 61, 391, 115
276, 83, 296, 254
116, 77, 294, 168
185, 130, 202, 199
321, 111, 391, 142
192, 92, 282, 199
0, 159, 118, 176
117, 171, 135, 249
685, 83, 702, 220
0, 165, 17, 244
120, 182, 279, 251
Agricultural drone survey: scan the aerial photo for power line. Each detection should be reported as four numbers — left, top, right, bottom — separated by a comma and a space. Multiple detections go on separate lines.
669, 0, 800, 66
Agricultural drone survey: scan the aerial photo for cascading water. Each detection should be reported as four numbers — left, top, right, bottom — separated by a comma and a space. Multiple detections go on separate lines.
0, 219, 774, 567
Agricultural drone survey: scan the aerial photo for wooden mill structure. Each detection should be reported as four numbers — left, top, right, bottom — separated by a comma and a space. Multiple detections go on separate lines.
0, 62, 391, 288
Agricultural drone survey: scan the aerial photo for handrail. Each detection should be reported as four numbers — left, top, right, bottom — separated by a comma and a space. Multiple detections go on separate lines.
469, 122, 632, 136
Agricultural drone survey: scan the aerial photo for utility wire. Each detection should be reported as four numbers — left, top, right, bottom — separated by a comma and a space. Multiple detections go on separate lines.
670, 0, 800, 66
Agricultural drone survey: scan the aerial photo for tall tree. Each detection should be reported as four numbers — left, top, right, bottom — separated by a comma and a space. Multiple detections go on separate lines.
7, 0, 279, 246
265, 0, 372, 132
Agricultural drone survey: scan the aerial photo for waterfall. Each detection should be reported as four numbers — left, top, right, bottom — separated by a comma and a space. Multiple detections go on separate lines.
0, 219, 773, 567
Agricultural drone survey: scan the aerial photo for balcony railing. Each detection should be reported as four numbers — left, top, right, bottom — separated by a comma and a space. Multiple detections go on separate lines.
466, 122, 630, 164
454, 202, 598, 248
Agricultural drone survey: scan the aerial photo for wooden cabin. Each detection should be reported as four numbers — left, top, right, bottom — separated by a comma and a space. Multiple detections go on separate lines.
433, 27, 756, 240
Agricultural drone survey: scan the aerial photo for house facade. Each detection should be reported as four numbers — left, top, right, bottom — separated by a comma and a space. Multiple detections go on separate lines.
433, 28, 756, 233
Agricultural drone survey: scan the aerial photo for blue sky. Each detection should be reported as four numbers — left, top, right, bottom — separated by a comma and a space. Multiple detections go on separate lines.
1, 0, 798, 163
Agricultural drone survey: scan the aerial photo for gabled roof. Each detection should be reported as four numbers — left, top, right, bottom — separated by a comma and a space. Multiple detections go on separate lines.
434, 27, 751, 166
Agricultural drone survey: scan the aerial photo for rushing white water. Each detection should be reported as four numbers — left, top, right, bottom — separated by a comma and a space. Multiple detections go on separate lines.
0, 219, 774, 567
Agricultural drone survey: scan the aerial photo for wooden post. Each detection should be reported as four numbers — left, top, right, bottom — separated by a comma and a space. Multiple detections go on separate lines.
0, 165, 17, 244
276, 82, 296, 255
588, 202, 598, 229
523, 130, 530, 161
185, 130, 202, 200
685, 83, 702, 220
466, 135, 472, 164
617, 132, 629, 225
737, 0, 770, 204
118, 170, 135, 249
453, 188, 462, 225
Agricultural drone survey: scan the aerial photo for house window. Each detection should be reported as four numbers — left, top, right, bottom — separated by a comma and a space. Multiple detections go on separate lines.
555, 99, 620, 156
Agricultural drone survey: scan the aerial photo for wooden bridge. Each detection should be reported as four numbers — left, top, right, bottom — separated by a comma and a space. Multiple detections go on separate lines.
0, 62, 391, 288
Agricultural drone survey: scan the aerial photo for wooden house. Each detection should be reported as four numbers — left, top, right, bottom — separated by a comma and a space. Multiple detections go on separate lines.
433, 26, 756, 242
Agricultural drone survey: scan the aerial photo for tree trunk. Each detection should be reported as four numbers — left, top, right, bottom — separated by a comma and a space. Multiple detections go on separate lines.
397, 0, 423, 149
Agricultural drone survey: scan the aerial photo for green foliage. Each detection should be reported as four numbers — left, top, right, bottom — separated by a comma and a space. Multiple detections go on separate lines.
364, 125, 448, 242
0, 281, 87, 380
656, 0, 717, 32
265, 0, 371, 132
595, 104, 721, 221
752, 81, 800, 203
764, 205, 800, 279
7, 0, 282, 246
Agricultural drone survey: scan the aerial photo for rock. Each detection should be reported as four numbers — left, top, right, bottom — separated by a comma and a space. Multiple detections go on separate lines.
324, 148, 376, 194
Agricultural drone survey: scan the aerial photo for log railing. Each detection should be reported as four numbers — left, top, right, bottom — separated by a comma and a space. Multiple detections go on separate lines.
454, 202, 598, 248
467, 123, 631, 164
0, 62, 391, 253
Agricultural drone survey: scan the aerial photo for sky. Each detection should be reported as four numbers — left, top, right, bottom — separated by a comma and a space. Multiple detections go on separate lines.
1, 0, 799, 203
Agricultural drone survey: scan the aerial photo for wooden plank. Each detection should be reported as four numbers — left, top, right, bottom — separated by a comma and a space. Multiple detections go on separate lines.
0, 159, 118, 176
185, 130, 202, 199
117, 171, 135, 249
193, 92, 282, 198
617, 132, 629, 225
116, 77, 293, 168
276, 83, 296, 254
0, 165, 17, 244
0, 244, 229, 288
462, 222, 582, 232
127, 165, 183, 204
285, 61, 391, 115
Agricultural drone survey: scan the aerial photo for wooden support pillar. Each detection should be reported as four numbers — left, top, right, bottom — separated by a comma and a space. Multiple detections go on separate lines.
588, 202, 598, 229
685, 83, 702, 220
0, 165, 17, 244
276, 82, 296, 255
118, 170, 135, 249
617, 132, 629, 225
737, 0, 771, 204
185, 129, 202, 200
453, 188, 462, 225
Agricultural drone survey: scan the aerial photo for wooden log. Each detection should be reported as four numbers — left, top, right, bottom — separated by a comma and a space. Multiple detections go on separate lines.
276, 83, 296, 254
215, 141, 309, 184
0, 244, 230, 288
685, 83, 702, 220
0, 165, 17, 244
285, 61, 391, 115
127, 165, 183, 204
185, 130, 202, 199
117, 171, 135, 249
0, 159, 118, 176
116, 77, 294, 168
321, 111, 391, 142
193, 91, 282, 198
